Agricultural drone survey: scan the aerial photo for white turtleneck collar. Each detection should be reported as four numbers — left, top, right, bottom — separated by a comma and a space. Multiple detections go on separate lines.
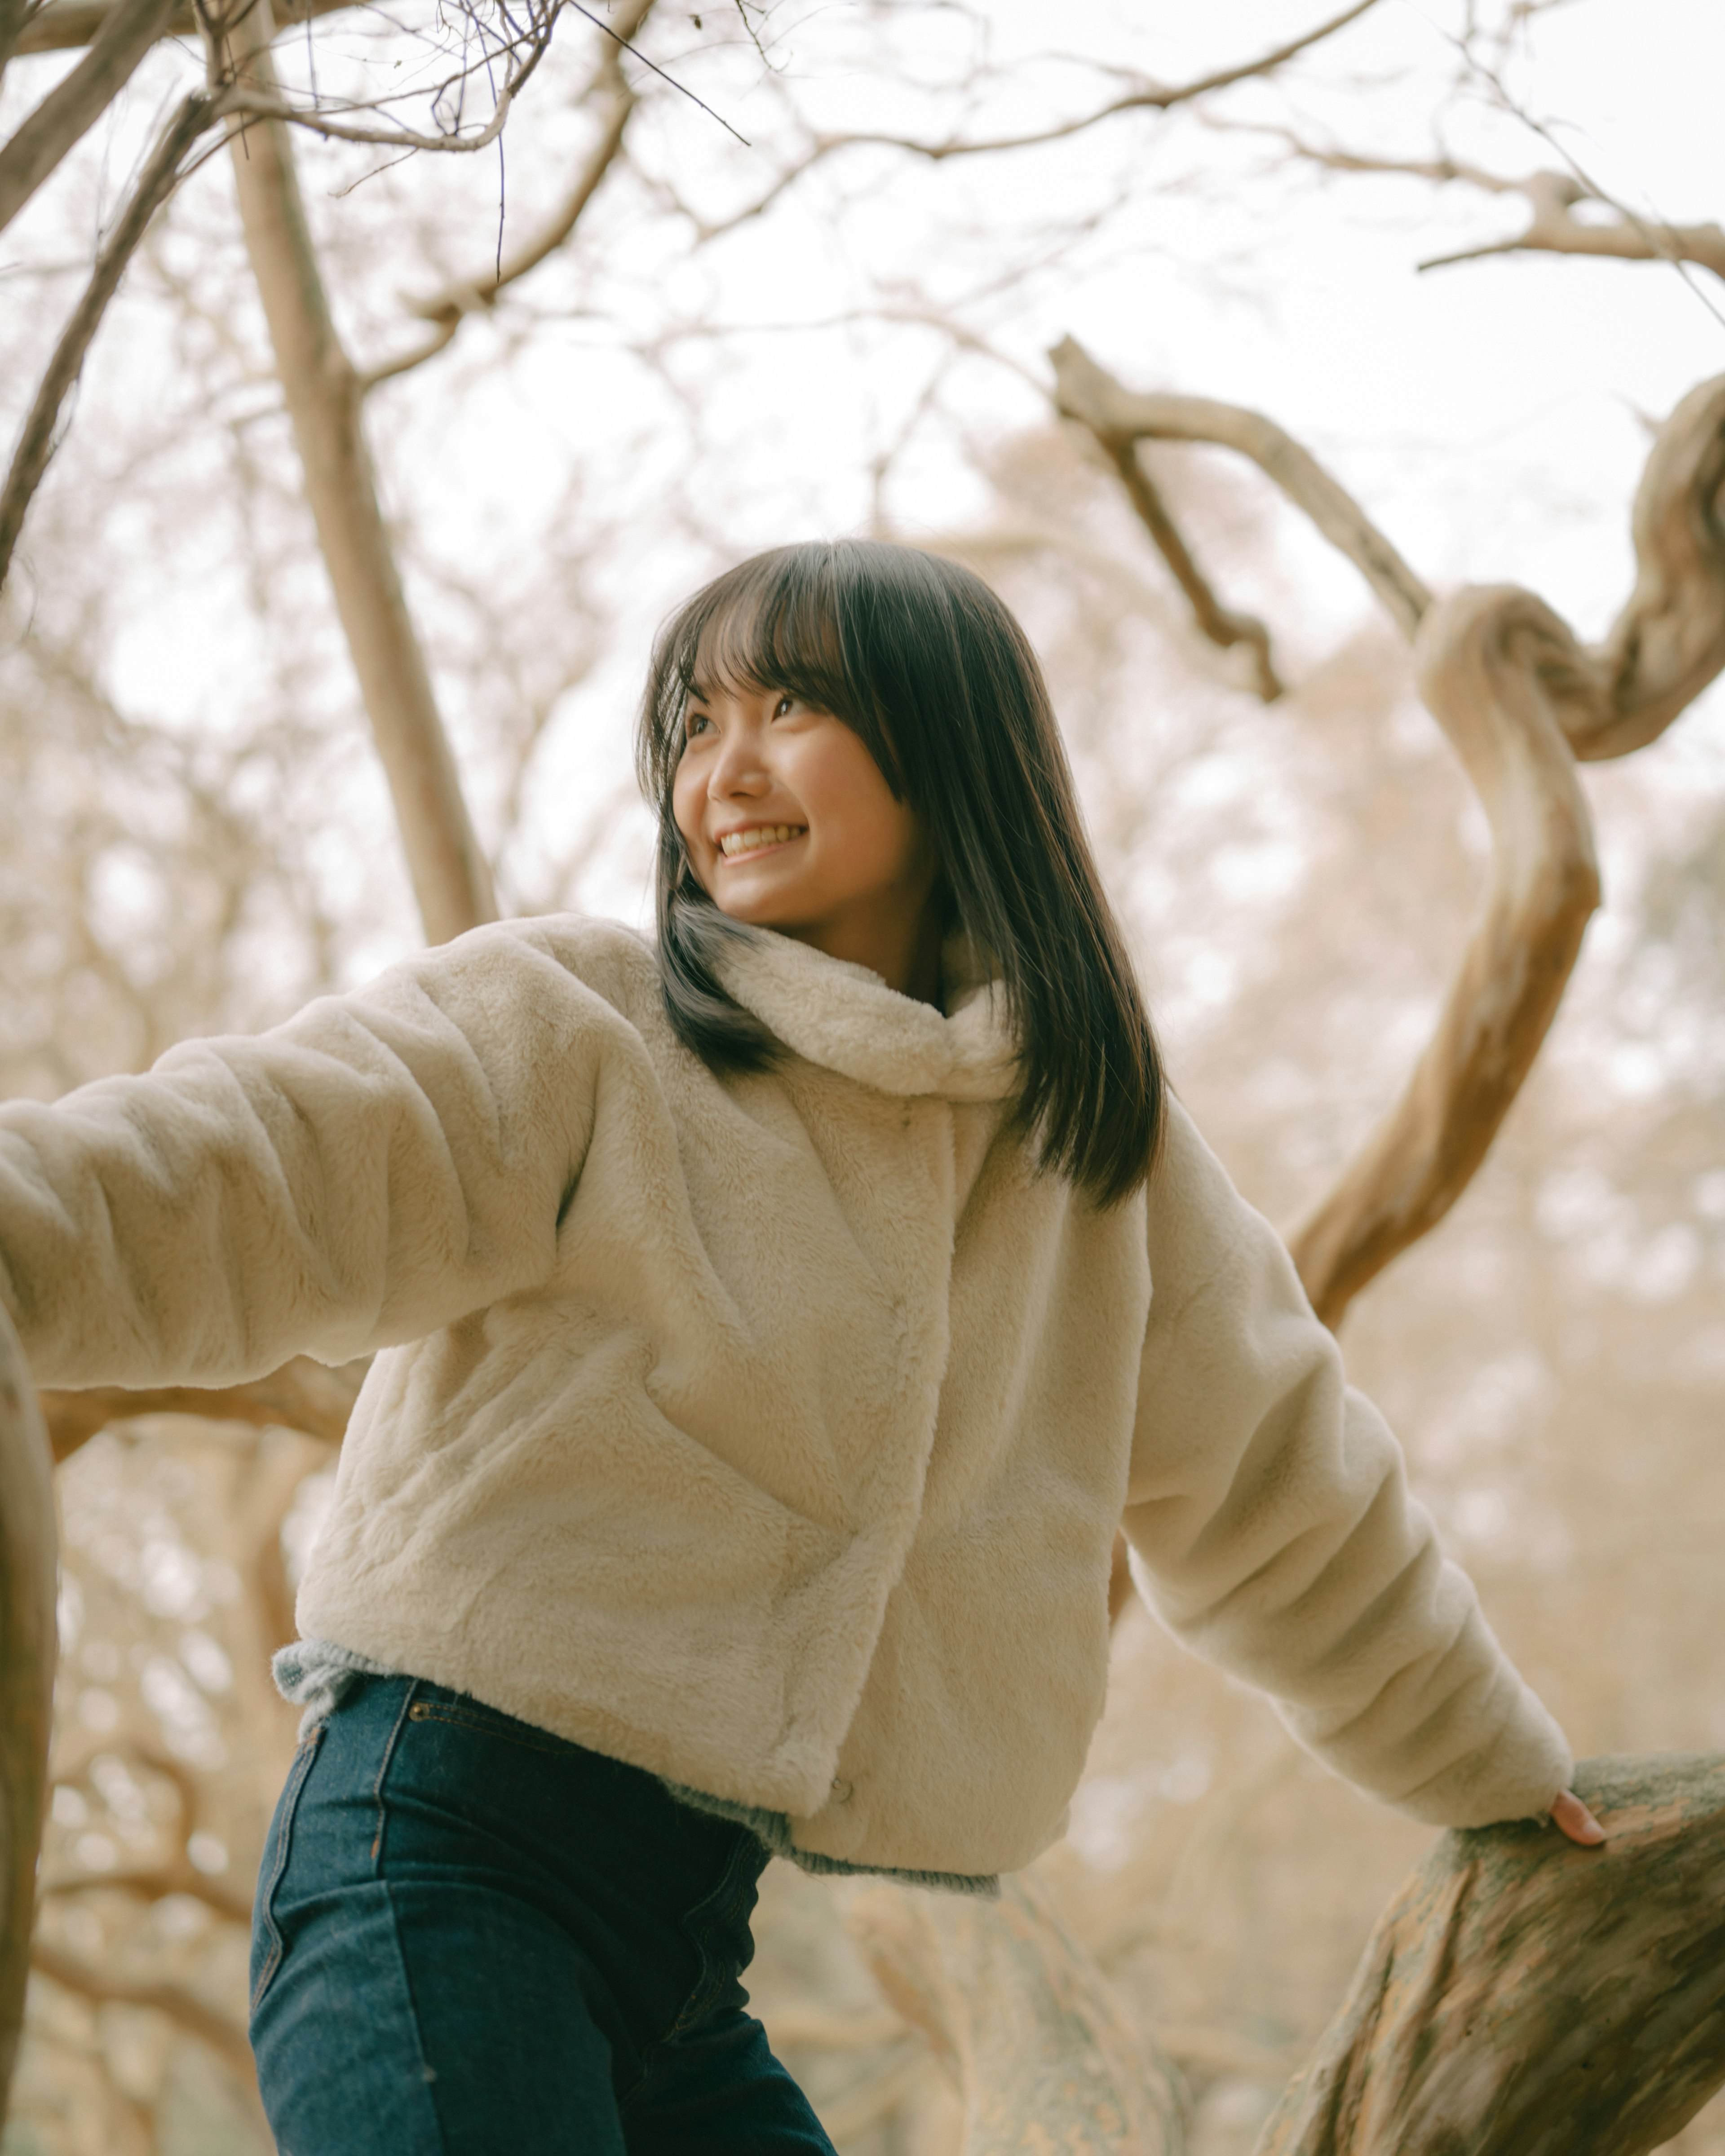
714, 924, 1019, 1103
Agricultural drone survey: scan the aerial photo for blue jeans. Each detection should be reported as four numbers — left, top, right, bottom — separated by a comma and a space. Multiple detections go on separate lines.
249, 1674, 836, 2154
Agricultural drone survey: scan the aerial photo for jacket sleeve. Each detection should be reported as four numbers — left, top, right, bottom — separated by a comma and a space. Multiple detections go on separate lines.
0, 923, 611, 1388
1122, 1097, 1572, 1828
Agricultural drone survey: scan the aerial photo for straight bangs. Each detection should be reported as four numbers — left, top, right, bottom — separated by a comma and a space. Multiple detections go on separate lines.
637, 539, 1165, 1206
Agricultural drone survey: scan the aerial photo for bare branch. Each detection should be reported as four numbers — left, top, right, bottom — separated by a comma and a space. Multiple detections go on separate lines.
361, 0, 655, 391
0, 0, 35, 75
29, 1938, 255, 2083
1050, 334, 1433, 638
15, 0, 351, 54
680, 0, 1385, 243
43, 1862, 253, 1928
1102, 436, 1283, 700
38, 1353, 365, 1461
1054, 340, 1725, 1330
0, 92, 216, 597
224, 0, 496, 942
0, 0, 181, 235
835, 0, 1385, 162
1221, 119, 1725, 287
1289, 583, 1602, 1326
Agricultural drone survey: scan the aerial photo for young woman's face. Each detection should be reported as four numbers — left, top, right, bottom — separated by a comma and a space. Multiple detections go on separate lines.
671, 669, 940, 991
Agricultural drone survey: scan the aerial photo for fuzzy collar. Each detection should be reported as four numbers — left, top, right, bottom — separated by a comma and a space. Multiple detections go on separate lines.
716, 926, 1018, 1101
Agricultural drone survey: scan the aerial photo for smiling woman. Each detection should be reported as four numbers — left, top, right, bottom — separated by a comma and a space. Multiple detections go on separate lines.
638, 536, 1165, 1206
672, 672, 943, 1004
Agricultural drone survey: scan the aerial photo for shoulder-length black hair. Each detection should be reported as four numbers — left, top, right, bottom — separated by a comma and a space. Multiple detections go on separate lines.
635, 538, 1164, 1205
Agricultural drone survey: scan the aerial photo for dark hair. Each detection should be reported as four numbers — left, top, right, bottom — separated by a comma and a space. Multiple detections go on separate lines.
635, 539, 1164, 1205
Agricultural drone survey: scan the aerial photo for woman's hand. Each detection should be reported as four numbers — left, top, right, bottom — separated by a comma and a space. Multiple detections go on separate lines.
1551, 1789, 1606, 1845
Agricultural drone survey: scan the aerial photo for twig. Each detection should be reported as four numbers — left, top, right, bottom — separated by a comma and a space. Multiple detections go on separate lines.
359, 0, 653, 391
1104, 437, 1283, 700
568, 0, 746, 144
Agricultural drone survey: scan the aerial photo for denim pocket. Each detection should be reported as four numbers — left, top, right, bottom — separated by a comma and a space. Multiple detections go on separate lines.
405, 1692, 586, 1760
249, 1724, 325, 2017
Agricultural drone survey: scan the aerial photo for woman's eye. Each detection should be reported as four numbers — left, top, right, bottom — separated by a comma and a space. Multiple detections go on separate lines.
773, 694, 795, 718
685, 710, 711, 738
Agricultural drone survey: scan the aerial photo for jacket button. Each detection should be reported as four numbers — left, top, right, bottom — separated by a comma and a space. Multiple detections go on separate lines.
831, 1776, 853, 1804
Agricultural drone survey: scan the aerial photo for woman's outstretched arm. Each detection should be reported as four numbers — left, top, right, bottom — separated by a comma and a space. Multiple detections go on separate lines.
1123, 1097, 1578, 1833
0, 922, 611, 1390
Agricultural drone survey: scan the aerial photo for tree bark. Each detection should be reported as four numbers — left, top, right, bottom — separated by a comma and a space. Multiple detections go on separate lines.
845, 1872, 1187, 2154
1286, 583, 1602, 1325
226, 5, 496, 945
1256, 1754, 1725, 2156
0, 0, 181, 236
0, 1305, 57, 2133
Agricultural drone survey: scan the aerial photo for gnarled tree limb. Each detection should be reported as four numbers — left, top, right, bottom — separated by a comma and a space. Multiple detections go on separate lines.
0, 1306, 56, 2132
1287, 585, 1601, 1324
1051, 336, 1433, 640
1584, 372, 1725, 757
1256, 1754, 1725, 2156
1054, 340, 1725, 1328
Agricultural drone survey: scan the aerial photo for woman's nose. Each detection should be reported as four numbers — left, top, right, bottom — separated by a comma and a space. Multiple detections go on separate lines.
709, 734, 769, 796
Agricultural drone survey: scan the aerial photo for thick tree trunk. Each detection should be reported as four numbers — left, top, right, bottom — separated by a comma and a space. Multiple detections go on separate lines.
226, 7, 495, 944
1256, 1754, 1725, 2156
0, 1306, 57, 2133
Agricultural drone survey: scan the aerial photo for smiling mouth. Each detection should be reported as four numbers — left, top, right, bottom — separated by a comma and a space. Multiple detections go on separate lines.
717, 824, 806, 859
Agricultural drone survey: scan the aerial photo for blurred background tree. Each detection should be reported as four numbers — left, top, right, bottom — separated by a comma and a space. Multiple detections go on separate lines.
3, 0, 1725, 2148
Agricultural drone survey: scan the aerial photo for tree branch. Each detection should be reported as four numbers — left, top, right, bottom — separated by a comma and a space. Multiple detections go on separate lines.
1051, 334, 1433, 637
0, 0, 181, 235
822, 0, 1385, 163
37, 1353, 364, 1461
1219, 119, 1725, 285
361, 0, 654, 391
0, 92, 214, 598
680, 0, 1385, 243
29, 1938, 255, 2084
1101, 436, 1283, 700
224, 0, 496, 942
14, 0, 350, 53
1053, 340, 1725, 1330
1259, 1754, 1725, 2154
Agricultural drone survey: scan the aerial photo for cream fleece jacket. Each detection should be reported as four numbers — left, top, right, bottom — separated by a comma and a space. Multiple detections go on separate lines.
0, 914, 1572, 1879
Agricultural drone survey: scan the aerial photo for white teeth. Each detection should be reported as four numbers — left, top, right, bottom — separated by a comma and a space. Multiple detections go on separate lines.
719, 825, 802, 857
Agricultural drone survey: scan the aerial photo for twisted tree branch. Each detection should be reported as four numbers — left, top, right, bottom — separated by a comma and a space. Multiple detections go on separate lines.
1055, 341, 1725, 1330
